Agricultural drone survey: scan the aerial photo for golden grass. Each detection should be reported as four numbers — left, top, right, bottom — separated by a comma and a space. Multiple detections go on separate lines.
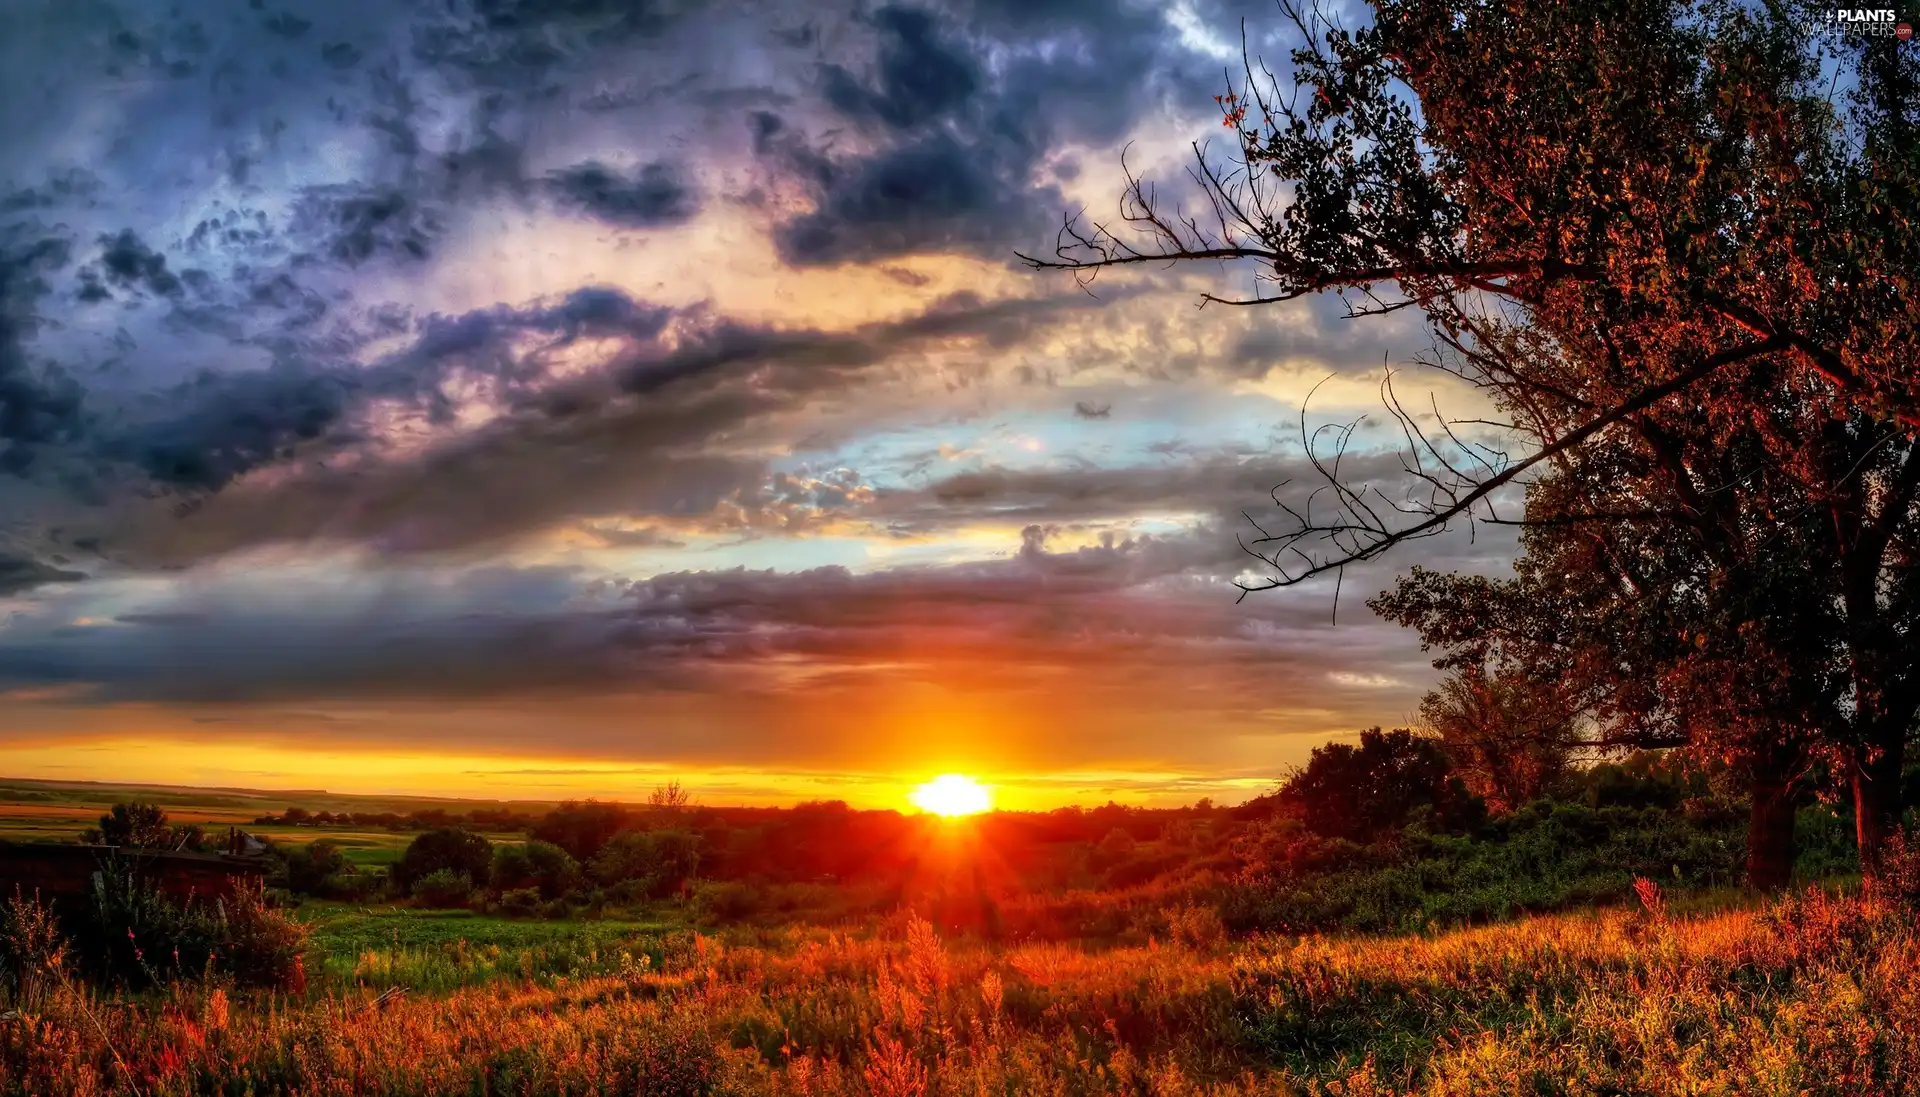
3, 888, 1915, 1095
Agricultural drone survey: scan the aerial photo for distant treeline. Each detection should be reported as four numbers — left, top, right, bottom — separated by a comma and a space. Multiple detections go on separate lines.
252, 805, 536, 831
217, 740, 1876, 937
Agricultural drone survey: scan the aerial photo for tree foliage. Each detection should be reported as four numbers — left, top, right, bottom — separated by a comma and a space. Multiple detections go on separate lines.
1417, 668, 1575, 813
530, 800, 633, 864
83, 802, 202, 851
1277, 727, 1486, 843
394, 828, 494, 893
1027, 0, 1920, 880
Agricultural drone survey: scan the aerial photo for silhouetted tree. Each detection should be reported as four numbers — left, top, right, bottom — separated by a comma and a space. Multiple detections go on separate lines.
647, 781, 692, 813
83, 802, 202, 851
531, 800, 633, 863
1278, 727, 1484, 843
394, 828, 494, 893
1373, 424, 1847, 889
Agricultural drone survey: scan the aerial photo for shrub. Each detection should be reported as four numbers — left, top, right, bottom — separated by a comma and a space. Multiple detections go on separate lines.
590, 830, 701, 897
688, 880, 763, 924
1875, 828, 1920, 910
1278, 727, 1487, 843
410, 869, 474, 908
492, 840, 583, 899
77, 866, 306, 989
1166, 903, 1227, 950
491, 843, 534, 892
1219, 795, 1745, 934
81, 802, 204, 851
281, 839, 349, 895
394, 828, 494, 893
498, 887, 542, 918
320, 870, 385, 902
214, 879, 310, 988
0, 888, 67, 1009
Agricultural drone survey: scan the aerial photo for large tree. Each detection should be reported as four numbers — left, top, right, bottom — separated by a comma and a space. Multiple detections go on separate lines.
1026, 0, 1920, 877
1374, 432, 1844, 889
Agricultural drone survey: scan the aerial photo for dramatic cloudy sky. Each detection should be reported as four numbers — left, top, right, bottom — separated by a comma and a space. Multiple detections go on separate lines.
0, 0, 1513, 806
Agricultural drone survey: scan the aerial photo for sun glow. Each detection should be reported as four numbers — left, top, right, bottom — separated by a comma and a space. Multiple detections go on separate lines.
909, 774, 993, 817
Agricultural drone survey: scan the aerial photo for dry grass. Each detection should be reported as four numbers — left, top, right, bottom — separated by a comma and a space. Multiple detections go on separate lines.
2, 888, 1916, 1095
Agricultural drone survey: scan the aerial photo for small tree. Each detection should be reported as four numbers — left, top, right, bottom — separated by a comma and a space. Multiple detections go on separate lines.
1419, 667, 1575, 813
394, 828, 493, 894
87, 803, 175, 849
82, 802, 206, 851
1279, 727, 1484, 843
648, 781, 692, 812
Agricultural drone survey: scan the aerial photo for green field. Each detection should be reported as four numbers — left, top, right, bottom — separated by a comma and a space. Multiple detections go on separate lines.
0, 777, 559, 823
0, 778, 538, 866
296, 903, 684, 991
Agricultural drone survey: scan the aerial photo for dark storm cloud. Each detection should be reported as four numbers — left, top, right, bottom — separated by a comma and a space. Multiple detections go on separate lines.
0, 553, 85, 596
299, 187, 439, 266
105, 284, 678, 494
74, 285, 1113, 565
0, 0, 1245, 500
94, 230, 184, 297
0, 562, 632, 703
759, 0, 1215, 267
0, 229, 84, 474
818, 7, 980, 129
119, 366, 359, 490
545, 160, 699, 228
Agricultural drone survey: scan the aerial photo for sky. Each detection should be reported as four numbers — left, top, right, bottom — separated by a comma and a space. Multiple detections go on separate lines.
0, 0, 1515, 809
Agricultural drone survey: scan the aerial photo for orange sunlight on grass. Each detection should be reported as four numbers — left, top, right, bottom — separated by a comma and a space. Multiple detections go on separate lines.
909, 773, 993, 816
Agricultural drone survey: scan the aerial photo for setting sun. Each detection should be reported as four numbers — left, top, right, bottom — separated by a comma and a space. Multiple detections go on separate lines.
909, 774, 993, 817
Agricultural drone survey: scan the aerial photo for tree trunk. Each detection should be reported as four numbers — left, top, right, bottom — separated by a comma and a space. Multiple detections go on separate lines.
1746, 772, 1796, 892
1853, 741, 1905, 885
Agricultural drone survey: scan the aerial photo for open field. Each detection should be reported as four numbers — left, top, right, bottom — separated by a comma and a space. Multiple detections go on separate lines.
0, 808, 520, 869
0, 778, 559, 822
0, 780, 537, 867
4, 886, 1915, 1095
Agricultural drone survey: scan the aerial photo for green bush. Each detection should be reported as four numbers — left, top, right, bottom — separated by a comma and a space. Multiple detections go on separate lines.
589, 830, 700, 897
687, 880, 762, 924
281, 840, 349, 896
395, 828, 494, 894
1220, 795, 1747, 934
492, 840, 583, 900
410, 869, 474, 909
320, 870, 385, 902
496, 887, 542, 917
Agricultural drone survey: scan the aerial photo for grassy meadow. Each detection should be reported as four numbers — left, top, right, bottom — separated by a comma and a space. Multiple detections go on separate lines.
0, 775, 1900, 1095
6, 885, 1919, 1095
